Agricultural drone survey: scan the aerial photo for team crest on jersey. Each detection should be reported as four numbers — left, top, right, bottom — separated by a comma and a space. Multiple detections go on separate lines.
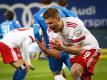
74, 30, 82, 37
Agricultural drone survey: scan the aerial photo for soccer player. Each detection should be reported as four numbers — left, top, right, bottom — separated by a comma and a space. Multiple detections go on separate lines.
41, 8, 101, 80
33, 0, 77, 79
0, 27, 36, 80
0, 10, 21, 39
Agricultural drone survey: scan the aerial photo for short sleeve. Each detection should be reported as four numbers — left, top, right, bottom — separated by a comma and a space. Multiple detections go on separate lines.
72, 24, 85, 43
65, 18, 86, 43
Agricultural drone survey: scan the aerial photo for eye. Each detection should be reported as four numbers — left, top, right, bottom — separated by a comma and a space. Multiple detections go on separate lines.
49, 22, 53, 25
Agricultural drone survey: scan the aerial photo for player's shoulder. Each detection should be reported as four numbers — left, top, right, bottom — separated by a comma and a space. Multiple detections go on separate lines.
63, 17, 84, 26
64, 17, 81, 22
13, 20, 20, 24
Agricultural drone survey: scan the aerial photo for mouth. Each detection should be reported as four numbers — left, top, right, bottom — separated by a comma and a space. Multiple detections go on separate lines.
50, 26, 55, 30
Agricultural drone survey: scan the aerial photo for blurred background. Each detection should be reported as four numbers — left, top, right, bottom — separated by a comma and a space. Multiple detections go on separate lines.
0, 0, 107, 80
0, 0, 107, 48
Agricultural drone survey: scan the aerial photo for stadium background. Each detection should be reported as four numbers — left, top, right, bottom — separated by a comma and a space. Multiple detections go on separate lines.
0, 0, 107, 48
0, 0, 107, 80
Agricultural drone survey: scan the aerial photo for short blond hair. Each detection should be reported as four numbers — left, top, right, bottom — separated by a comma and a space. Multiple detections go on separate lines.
43, 8, 59, 19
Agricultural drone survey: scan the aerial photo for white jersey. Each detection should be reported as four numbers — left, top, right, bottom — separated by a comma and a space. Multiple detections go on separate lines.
47, 28, 68, 49
60, 17, 100, 50
0, 27, 35, 65
0, 28, 35, 49
48, 17, 100, 50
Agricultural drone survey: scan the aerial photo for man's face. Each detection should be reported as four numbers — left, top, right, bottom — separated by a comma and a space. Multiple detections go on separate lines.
45, 17, 61, 33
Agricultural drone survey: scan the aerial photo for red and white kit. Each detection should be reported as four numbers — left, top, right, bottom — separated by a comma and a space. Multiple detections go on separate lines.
58, 17, 100, 74
61, 17, 100, 73
0, 28, 35, 64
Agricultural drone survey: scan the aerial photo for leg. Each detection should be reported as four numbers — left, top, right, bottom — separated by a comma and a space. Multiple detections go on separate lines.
48, 56, 66, 80
0, 42, 27, 80
81, 72, 91, 80
61, 51, 72, 79
70, 49, 100, 80
10, 59, 27, 80
62, 63, 67, 79
71, 63, 83, 80
61, 51, 71, 70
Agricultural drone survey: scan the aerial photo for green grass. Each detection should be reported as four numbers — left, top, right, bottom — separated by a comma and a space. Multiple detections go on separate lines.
0, 59, 107, 80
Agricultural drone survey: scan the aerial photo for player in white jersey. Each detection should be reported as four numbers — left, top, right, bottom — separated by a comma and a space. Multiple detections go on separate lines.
40, 8, 100, 80
0, 27, 35, 80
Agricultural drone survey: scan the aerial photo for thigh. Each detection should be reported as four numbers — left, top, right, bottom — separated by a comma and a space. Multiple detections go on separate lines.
0, 42, 22, 64
71, 49, 100, 74
60, 51, 71, 70
48, 56, 63, 74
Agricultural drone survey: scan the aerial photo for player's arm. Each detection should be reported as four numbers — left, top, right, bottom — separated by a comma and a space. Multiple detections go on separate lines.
54, 21, 85, 55
53, 38, 82, 55
33, 18, 42, 42
60, 43, 82, 55
37, 38, 61, 59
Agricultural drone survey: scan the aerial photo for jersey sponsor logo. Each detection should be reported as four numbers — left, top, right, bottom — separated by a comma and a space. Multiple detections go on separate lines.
67, 22, 78, 28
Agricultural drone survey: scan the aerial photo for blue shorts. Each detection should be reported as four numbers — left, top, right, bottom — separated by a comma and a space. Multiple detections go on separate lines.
48, 51, 71, 74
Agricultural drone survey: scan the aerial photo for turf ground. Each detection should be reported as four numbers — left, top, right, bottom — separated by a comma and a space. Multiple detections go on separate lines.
0, 58, 107, 80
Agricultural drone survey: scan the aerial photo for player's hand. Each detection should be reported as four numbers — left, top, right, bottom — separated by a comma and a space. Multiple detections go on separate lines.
29, 65, 35, 71
53, 38, 65, 51
25, 62, 35, 71
36, 38, 47, 52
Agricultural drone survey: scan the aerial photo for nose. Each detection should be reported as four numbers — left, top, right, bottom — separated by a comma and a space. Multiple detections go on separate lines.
48, 25, 51, 28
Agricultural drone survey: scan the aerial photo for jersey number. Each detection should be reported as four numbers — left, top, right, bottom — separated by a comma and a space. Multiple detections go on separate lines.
83, 51, 90, 60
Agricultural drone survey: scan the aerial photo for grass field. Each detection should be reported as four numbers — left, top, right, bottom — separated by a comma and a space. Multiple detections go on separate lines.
0, 58, 107, 80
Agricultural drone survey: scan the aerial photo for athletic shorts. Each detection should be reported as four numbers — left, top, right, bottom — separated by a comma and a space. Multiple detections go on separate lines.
0, 42, 22, 64
70, 49, 100, 75
48, 51, 71, 74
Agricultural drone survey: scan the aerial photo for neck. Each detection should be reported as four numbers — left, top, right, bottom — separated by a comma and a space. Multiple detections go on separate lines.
59, 20, 64, 32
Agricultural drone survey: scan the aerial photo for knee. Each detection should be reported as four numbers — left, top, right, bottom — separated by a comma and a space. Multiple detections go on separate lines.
71, 64, 83, 77
71, 67, 79, 77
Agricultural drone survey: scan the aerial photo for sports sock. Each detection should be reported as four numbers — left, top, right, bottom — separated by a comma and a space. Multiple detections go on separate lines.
13, 64, 27, 80
54, 74, 66, 80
